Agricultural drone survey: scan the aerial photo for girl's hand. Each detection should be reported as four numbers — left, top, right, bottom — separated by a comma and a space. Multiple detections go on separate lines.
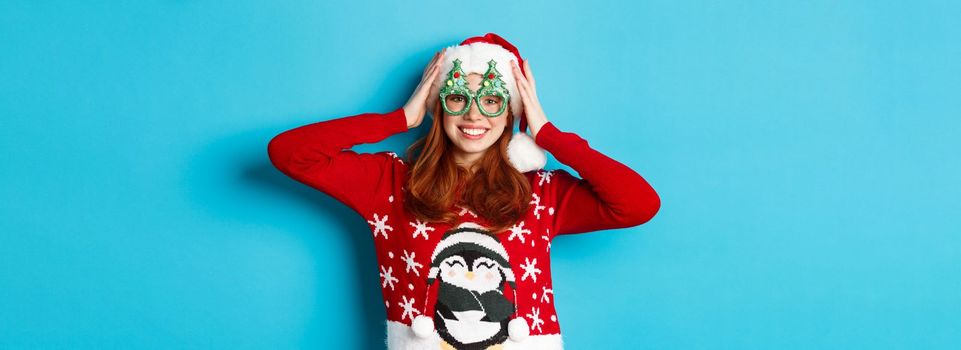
510, 59, 549, 139
403, 48, 446, 129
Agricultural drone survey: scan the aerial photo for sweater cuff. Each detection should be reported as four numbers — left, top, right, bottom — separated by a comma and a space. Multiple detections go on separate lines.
385, 107, 410, 134
533, 121, 565, 151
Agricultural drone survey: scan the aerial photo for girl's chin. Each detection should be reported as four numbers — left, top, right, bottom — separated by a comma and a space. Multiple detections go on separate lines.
454, 141, 492, 154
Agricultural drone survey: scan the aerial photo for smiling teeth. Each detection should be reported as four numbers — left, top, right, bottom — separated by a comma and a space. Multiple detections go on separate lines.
461, 128, 487, 136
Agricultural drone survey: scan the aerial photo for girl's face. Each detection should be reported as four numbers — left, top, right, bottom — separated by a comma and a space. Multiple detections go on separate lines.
442, 73, 509, 162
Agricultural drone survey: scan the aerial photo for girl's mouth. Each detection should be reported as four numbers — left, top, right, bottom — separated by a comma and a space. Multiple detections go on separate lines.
459, 127, 488, 140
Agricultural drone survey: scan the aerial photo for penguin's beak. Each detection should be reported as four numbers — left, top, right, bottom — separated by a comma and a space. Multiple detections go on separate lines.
465, 271, 475, 280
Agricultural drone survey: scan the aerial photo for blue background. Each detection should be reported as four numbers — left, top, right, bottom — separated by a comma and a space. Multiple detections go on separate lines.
2, 1, 959, 349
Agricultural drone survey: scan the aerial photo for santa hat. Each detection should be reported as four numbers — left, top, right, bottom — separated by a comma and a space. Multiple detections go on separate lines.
427, 33, 547, 173
410, 222, 531, 342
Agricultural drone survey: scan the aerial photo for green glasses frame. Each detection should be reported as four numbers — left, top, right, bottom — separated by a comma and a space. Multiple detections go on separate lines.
439, 58, 511, 117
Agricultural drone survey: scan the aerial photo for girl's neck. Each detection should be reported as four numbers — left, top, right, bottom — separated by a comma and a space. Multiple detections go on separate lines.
452, 150, 484, 174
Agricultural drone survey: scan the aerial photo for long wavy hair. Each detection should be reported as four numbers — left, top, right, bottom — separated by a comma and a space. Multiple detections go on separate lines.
402, 99, 531, 234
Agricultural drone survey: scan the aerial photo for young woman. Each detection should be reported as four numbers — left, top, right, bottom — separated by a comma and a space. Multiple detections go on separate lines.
268, 33, 660, 350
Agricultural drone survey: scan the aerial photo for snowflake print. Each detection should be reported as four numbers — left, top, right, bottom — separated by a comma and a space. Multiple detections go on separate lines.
398, 295, 419, 321
507, 221, 532, 244
409, 219, 435, 240
400, 250, 423, 276
526, 307, 545, 333
386, 151, 405, 164
530, 193, 546, 219
541, 286, 554, 303
542, 230, 551, 252
520, 257, 542, 282
537, 170, 554, 186
367, 213, 393, 240
380, 265, 399, 290
457, 205, 478, 218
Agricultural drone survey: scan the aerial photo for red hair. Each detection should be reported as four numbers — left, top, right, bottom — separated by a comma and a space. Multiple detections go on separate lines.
402, 100, 531, 234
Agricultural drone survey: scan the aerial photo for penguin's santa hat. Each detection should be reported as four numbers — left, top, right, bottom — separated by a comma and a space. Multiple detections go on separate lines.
426, 32, 547, 173
410, 221, 531, 342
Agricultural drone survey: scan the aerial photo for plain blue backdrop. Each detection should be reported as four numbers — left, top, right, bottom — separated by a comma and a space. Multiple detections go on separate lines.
2, 1, 959, 349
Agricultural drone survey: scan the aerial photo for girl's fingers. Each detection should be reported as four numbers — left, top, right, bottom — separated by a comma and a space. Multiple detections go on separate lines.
429, 63, 441, 83
420, 65, 439, 94
516, 79, 530, 107
432, 49, 445, 67
524, 60, 536, 92
515, 61, 532, 91
512, 61, 534, 102
513, 65, 532, 107
424, 49, 446, 80
422, 52, 439, 79
425, 65, 441, 92
414, 65, 436, 97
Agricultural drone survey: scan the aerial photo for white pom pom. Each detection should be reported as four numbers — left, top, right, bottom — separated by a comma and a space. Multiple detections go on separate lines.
411, 315, 434, 339
507, 132, 547, 173
508, 317, 529, 342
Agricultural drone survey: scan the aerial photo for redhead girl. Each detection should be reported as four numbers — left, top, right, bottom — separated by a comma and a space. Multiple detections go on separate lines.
268, 33, 660, 350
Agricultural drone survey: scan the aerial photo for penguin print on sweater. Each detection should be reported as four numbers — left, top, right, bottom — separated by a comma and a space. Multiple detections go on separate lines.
426, 223, 517, 349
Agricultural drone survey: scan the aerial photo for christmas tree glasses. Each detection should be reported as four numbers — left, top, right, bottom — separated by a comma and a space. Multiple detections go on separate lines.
439, 58, 510, 117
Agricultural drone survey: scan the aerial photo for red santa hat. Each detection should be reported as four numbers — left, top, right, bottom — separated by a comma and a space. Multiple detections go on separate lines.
426, 33, 547, 173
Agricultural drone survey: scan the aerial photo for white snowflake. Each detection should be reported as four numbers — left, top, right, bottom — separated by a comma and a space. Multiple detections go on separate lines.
507, 221, 532, 244
367, 213, 393, 240
398, 295, 419, 321
526, 307, 545, 333
409, 219, 435, 240
400, 250, 423, 276
380, 265, 399, 290
541, 286, 554, 303
520, 257, 542, 282
530, 193, 546, 219
386, 151, 405, 164
537, 170, 554, 186
541, 232, 551, 252
457, 205, 478, 218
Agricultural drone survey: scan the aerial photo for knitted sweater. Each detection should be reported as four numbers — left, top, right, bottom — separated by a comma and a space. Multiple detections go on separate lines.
267, 107, 660, 349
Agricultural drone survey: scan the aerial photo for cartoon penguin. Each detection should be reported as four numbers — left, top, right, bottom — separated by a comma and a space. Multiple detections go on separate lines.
410, 222, 529, 349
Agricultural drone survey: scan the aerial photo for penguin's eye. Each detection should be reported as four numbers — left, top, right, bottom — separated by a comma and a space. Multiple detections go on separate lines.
476, 261, 495, 269
446, 260, 465, 268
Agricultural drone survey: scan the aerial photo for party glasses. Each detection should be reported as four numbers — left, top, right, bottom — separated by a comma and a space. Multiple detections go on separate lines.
439, 58, 510, 117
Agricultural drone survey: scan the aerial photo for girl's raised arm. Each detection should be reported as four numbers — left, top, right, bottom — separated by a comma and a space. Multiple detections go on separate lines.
535, 121, 661, 236
267, 108, 409, 218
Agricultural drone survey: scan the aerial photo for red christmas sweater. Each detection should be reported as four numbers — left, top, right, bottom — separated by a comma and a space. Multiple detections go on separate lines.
268, 107, 660, 349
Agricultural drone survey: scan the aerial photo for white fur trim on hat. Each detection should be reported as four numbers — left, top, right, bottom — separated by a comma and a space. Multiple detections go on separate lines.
428, 42, 523, 119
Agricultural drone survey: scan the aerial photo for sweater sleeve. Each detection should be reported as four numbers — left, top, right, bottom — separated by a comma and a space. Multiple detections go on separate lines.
534, 121, 661, 236
267, 107, 409, 218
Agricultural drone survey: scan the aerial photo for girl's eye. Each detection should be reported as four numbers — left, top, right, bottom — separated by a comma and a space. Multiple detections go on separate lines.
452, 96, 464, 102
